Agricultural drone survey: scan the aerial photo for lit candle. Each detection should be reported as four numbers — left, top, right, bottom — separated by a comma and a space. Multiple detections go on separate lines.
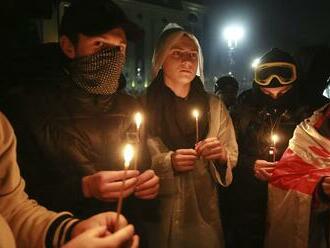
192, 109, 199, 143
115, 144, 134, 231
133, 112, 143, 170
270, 134, 279, 162
134, 112, 143, 136
272, 134, 278, 145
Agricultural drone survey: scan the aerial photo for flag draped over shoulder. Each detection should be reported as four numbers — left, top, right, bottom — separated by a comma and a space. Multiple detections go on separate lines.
265, 104, 330, 248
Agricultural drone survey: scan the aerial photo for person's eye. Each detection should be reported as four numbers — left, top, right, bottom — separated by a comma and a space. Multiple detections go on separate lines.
190, 52, 198, 60
94, 41, 104, 48
118, 44, 127, 54
172, 51, 181, 58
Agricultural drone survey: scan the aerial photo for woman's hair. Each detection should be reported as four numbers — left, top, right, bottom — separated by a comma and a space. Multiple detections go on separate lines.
151, 24, 204, 83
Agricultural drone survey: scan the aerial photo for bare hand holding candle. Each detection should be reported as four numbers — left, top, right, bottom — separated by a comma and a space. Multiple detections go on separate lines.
192, 109, 200, 143
115, 144, 134, 231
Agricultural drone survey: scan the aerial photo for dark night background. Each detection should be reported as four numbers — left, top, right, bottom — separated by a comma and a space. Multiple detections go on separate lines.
0, 0, 329, 93
204, 0, 330, 86
202, 0, 330, 51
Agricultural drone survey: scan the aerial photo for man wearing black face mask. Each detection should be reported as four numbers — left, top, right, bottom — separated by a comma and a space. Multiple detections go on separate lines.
219, 48, 327, 248
1, 0, 159, 244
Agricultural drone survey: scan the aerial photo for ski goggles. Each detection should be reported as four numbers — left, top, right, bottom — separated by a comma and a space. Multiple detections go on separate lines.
254, 62, 297, 86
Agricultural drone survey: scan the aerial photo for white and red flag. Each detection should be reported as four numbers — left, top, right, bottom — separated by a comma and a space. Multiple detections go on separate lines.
265, 104, 330, 248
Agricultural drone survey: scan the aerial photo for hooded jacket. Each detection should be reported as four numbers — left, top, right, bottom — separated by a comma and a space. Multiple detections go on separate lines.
145, 24, 238, 248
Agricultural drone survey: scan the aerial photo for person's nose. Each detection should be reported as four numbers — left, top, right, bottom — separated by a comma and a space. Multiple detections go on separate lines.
118, 43, 127, 55
181, 53, 193, 66
270, 91, 281, 99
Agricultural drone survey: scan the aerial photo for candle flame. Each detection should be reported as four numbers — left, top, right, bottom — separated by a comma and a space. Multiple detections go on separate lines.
271, 134, 279, 144
192, 109, 199, 119
134, 112, 143, 130
123, 144, 134, 168
269, 149, 274, 155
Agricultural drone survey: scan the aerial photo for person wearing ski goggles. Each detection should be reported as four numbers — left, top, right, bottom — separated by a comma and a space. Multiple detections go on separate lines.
225, 48, 306, 248
253, 50, 298, 99
255, 62, 297, 86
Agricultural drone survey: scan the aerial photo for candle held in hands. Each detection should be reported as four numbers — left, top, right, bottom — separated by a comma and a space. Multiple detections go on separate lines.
133, 112, 143, 170
115, 144, 134, 230
270, 134, 279, 162
192, 109, 200, 143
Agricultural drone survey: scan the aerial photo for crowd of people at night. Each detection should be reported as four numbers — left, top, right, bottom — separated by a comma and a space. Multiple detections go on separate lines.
0, 0, 329, 247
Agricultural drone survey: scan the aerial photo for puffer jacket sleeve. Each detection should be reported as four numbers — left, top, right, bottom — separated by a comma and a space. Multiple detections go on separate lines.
0, 112, 79, 248
208, 95, 238, 187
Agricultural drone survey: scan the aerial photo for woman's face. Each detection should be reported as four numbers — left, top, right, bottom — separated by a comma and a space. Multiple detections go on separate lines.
162, 35, 198, 88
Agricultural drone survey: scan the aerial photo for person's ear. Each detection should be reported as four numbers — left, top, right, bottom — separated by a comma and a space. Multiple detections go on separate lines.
60, 35, 76, 59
